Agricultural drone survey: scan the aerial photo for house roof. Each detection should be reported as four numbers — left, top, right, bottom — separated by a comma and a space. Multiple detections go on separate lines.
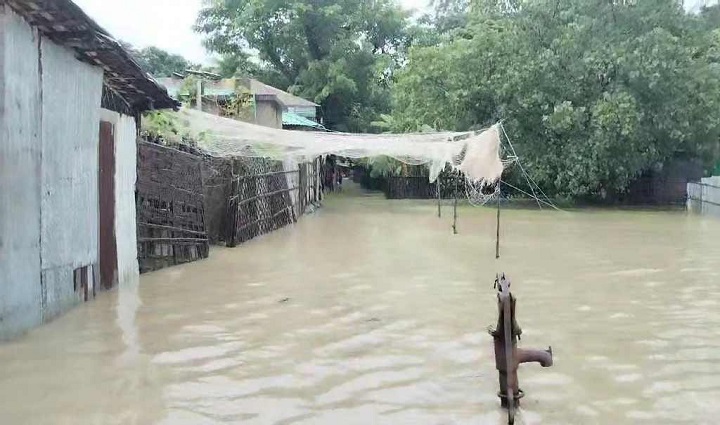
246, 79, 318, 108
157, 76, 318, 109
205, 79, 238, 96
3, 0, 179, 112
283, 112, 326, 129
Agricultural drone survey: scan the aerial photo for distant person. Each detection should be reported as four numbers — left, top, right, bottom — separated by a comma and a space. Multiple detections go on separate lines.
324, 167, 334, 193
324, 157, 336, 193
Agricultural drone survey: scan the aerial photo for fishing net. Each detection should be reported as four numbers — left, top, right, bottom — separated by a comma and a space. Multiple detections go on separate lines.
172, 108, 505, 185
466, 183, 500, 207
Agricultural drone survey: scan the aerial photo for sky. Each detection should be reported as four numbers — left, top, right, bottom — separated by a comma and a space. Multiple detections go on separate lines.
686, 0, 719, 12
73, 0, 431, 65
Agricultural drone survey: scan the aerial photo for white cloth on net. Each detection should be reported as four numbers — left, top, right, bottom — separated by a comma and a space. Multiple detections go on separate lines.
175, 108, 504, 184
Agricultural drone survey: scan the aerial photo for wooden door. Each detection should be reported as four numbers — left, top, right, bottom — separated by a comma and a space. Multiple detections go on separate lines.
99, 121, 117, 290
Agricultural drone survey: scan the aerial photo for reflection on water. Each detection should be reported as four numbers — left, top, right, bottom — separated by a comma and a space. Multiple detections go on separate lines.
117, 273, 141, 365
1, 188, 720, 424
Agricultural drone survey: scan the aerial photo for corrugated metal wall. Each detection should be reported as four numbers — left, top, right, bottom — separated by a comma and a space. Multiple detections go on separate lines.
688, 177, 720, 217
0, 6, 105, 337
39, 36, 103, 321
0, 5, 43, 339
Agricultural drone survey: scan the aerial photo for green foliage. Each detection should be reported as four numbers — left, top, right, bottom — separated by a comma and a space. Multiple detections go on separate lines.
195, 0, 410, 132
131, 46, 193, 77
215, 53, 260, 78
141, 111, 194, 145
371, 113, 434, 133
422, 0, 470, 34
370, 114, 400, 132
221, 84, 255, 121
361, 156, 405, 178
142, 110, 180, 137
392, 0, 720, 198
179, 75, 200, 106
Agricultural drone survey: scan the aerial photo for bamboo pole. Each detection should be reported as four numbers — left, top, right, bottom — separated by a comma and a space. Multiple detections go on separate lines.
452, 173, 458, 234
496, 183, 501, 259
138, 222, 207, 236
437, 178, 442, 218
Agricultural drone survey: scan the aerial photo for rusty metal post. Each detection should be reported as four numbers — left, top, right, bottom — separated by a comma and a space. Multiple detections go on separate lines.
490, 274, 553, 424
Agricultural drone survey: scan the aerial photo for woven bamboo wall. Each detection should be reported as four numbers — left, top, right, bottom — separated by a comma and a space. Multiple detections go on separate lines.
378, 164, 466, 200
136, 140, 322, 266
224, 157, 322, 247
385, 174, 466, 199
202, 157, 234, 245
136, 142, 210, 273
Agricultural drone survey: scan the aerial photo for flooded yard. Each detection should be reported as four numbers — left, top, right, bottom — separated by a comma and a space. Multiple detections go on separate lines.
2, 189, 720, 424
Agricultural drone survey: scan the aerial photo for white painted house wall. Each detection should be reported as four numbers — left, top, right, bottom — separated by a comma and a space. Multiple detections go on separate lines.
100, 109, 140, 283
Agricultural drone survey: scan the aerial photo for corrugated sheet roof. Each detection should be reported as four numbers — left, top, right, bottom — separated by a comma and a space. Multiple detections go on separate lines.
247, 79, 318, 108
283, 112, 325, 129
157, 77, 318, 109
4, 0, 179, 112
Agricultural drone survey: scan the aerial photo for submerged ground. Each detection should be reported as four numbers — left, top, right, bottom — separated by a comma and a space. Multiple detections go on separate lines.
1, 186, 720, 424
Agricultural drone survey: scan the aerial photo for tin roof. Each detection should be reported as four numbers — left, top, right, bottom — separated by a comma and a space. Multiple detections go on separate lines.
246, 79, 318, 108
283, 112, 326, 129
3, 0, 179, 112
156, 76, 318, 109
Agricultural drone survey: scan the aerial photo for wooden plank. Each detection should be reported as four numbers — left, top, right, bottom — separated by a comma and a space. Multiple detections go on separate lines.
138, 222, 208, 236
233, 186, 299, 206
236, 169, 300, 180
138, 237, 209, 243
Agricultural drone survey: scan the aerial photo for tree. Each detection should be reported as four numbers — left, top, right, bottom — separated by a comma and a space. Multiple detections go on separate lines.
699, 4, 720, 30
132, 46, 193, 77
392, 0, 720, 198
214, 52, 261, 79
196, 0, 410, 131
422, 0, 470, 34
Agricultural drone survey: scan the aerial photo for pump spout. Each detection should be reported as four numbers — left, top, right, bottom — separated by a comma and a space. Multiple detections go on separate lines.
517, 346, 553, 367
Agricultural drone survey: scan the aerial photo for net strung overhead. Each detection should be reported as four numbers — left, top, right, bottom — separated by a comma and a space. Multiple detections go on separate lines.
177, 108, 504, 184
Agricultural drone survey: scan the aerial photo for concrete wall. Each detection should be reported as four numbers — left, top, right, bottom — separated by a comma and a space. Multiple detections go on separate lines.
0, 5, 43, 339
255, 100, 283, 129
0, 7, 105, 338
100, 109, 140, 283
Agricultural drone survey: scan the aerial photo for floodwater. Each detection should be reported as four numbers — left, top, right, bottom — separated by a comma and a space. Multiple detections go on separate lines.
2, 187, 720, 425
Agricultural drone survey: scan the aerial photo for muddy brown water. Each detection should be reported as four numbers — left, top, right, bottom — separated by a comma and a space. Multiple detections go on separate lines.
2, 188, 720, 424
